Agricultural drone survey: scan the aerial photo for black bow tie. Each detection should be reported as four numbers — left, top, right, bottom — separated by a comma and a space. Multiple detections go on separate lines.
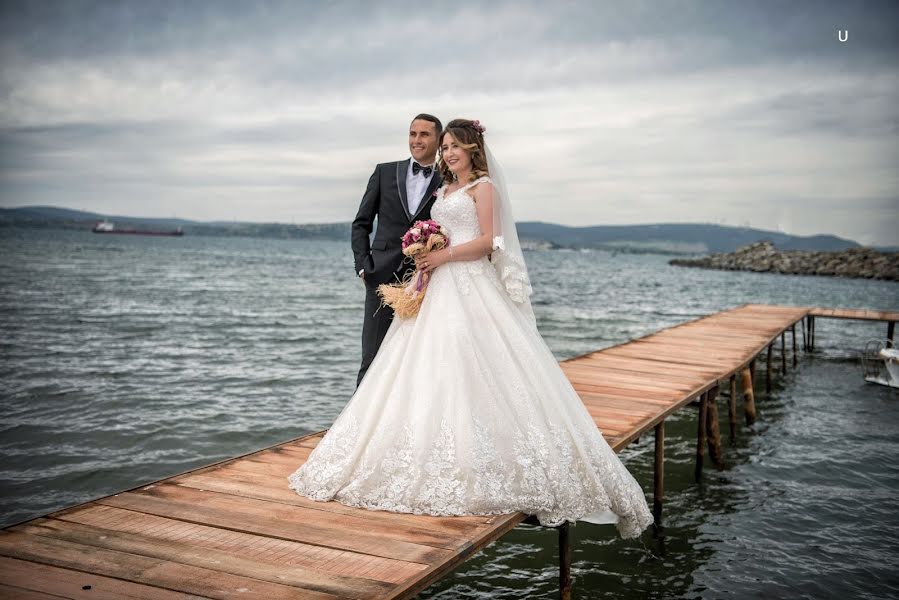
412, 162, 433, 178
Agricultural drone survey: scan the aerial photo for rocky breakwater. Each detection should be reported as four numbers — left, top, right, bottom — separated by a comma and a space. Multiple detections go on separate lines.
669, 241, 899, 281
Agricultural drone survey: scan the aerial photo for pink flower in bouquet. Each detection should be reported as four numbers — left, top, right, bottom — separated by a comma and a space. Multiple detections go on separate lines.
379, 219, 450, 320
401, 219, 447, 253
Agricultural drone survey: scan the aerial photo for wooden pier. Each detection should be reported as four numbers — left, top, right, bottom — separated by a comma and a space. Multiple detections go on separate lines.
1, 304, 896, 599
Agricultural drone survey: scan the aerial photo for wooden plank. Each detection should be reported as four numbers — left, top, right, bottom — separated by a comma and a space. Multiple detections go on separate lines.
562, 368, 696, 393
581, 410, 643, 427
0, 553, 215, 599
0, 583, 68, 600
628, 339, 757, 358
569, 356, 716, 380
568, 380, 683, 401
599, 345, 741, 369
578, 391, 674, 407
56, 504, 426, 584
560, 363, 702, 388
809, 307, 899, 321
296, 436, 324, 449
16, 518, 397, 598
0, 531, 339, 600
578, 396, 661, 417
173, 470, 491, 534
95, 486, 456, 563
650, 331, 771, 347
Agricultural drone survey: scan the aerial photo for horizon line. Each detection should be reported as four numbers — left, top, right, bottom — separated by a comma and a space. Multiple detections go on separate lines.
1, 203, 861, 242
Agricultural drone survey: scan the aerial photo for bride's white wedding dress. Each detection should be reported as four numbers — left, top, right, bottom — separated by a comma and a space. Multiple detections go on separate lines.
288, 177, 653, 538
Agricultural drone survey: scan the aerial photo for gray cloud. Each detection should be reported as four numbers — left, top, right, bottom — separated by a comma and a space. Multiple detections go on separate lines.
1, 0, 897, 245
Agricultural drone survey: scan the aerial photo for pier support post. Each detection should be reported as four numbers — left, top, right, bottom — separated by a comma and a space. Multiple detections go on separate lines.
780, 332, 787, 375
728, 374, 737, 443
888, 321, 895, 349
653, 422, 664, 523
559, 522, 572, 600
791, 324, 797, 367
742, 367, 757, 425
705, 385, 723, 468
766, 343, 773, 395
695, 392, 708, 481
810, 316, 816, 350
801, 317, 808, 351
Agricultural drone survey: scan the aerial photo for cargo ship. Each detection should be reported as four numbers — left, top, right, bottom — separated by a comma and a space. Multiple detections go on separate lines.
92, 220, 184, 236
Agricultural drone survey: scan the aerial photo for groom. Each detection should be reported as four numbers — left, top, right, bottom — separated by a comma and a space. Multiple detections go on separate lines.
351, 114, 443, 386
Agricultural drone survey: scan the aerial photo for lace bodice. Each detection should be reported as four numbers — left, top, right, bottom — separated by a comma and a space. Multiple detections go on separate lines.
431, 177, 491, 246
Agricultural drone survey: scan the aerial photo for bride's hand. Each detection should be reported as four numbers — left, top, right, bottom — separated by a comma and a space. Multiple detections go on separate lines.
419, 249, 449, 273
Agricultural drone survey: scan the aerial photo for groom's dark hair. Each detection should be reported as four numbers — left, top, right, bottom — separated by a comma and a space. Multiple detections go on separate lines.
411, 113, 442, 136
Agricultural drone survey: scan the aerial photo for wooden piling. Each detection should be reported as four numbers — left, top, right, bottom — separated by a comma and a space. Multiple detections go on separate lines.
780, 331, 787, 374
695, 392, 707, 481
810, 316, 816, 350
728, 374, 737, 443
559, 522, 572, 600
888, 321, 895, 348
791, 324, 797, 367
705, 385, 723, 468
766, 343, 773, 394
653, 422, 664, 523
742, 366, 756, 424
801, 317, 807, 351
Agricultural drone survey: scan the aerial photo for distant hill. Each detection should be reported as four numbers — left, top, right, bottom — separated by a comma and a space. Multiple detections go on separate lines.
3, 205, 199, 226
0, 206, 349, 240
515, 222, 861, 254
0, 205, 879, 253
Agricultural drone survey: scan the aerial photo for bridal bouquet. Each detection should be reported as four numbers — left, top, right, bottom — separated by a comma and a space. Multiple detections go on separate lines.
377, 219, 449, 319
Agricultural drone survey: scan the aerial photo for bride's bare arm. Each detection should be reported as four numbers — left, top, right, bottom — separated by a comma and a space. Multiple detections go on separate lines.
420, 182, 494, 271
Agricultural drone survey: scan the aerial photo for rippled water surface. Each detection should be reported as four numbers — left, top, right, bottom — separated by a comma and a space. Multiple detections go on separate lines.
1, 228, 897, 598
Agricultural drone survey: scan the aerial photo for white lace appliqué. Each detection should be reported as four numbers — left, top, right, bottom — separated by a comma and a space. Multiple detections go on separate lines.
288, 405, 652, 536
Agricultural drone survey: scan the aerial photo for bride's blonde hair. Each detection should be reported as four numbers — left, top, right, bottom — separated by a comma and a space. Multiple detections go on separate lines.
437, 119, 489, 183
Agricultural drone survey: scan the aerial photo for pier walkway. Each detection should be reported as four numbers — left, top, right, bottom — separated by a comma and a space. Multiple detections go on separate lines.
1, 304, 896, 599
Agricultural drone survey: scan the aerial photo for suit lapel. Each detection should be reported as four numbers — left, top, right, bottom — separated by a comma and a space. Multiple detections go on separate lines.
411, 173, 443, 222
395, 160, 412, 222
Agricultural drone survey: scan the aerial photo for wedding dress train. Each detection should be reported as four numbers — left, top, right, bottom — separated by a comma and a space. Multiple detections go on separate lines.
288, 177, 653, 538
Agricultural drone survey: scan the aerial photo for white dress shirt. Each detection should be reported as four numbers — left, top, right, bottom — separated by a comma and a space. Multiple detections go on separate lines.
406, 158, 435, 217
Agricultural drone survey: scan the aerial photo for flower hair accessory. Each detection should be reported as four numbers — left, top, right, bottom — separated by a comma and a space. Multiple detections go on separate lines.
471, 120, 486, 134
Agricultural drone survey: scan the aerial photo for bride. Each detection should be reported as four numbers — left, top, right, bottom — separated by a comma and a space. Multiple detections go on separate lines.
288, 119, 653, 538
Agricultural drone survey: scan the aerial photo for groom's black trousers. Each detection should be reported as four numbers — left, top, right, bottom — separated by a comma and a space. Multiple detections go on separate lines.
357, 285, 394, 387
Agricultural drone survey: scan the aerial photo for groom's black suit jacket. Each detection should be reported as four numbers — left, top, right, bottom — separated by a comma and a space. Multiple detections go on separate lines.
352, 159, 443, 288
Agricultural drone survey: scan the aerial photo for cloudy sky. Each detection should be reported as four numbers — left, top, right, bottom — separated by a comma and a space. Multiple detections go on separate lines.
1, 1, 897, 245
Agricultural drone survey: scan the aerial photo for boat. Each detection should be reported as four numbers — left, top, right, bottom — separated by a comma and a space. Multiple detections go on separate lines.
91, 220, 184, 236
861, 340, 899, 389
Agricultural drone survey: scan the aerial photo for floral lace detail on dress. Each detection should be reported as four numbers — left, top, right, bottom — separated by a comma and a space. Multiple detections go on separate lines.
288, 405, 652, 535
432, 177, 491, 247
432, 177, 532, 304
287, 414, 360, 501
492, 249, 533, 303
432, 177, 505, 297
